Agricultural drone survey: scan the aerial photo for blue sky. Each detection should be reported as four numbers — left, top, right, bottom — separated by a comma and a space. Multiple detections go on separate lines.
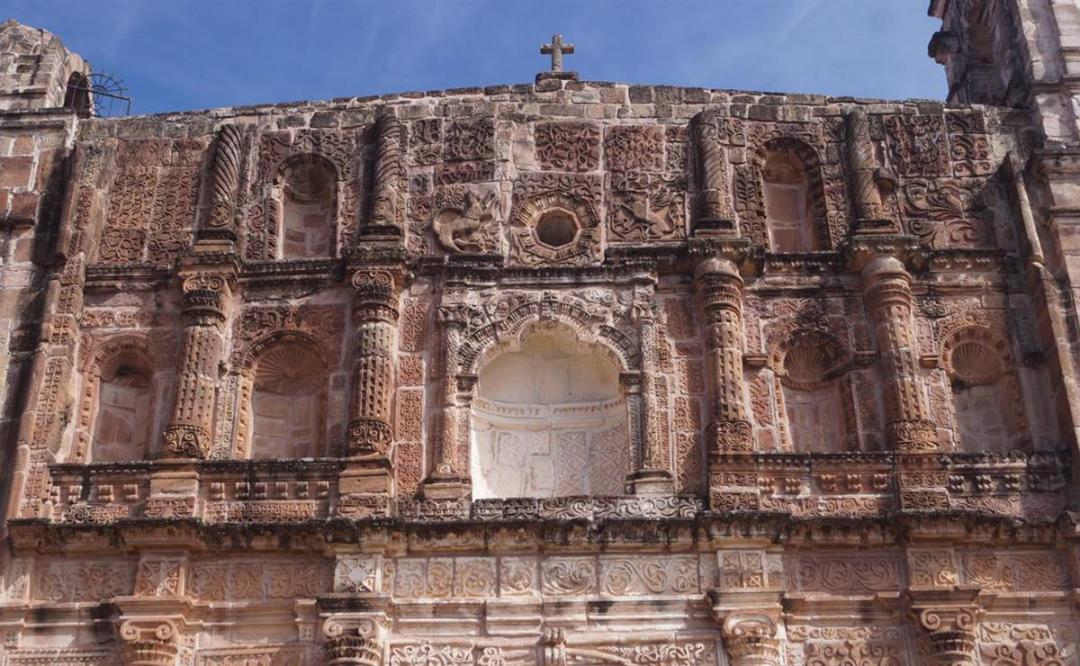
7, 1, 945, 115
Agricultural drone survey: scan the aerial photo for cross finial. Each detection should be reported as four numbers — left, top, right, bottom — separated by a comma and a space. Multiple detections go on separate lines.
540, 34, 575, 74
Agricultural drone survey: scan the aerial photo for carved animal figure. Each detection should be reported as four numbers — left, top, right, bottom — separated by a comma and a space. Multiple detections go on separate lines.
433, 190, 500, 254
618, 190, 679, 237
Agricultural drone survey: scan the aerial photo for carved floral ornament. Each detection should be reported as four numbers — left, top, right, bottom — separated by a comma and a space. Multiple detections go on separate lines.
455, 291, 639, 375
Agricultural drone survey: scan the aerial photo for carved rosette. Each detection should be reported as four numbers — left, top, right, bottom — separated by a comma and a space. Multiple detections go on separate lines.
861, 256, 937, 452
695, 257, 753, 456
119, 621, 180, 666
721, 614, 782, 666
202, 123, 244, 237
365, 110, 405, 236
913, 606, 982, 665
162, 273, 232, 459
845, 109, 893, 229
692, 111, 736, 233
347, 269, 400, 457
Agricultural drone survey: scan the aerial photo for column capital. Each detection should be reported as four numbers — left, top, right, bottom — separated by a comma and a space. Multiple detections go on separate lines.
118, 619, 182, 666
179, 270, 235, 325
321, 612, 387, 665
907, 601, 984, 665
716, 608, 783, 666
350, 267, 402, 323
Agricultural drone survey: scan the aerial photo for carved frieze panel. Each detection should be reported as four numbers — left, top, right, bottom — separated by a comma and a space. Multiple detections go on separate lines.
958, 551, 1069, 591
787, 554, 900, 593
605, 124, 665, 172
435, 116, 496, 185
535, 121, 601, 172
196, 648, 305, 665
978, 623, 1069, 666
883, 115, 948, 178
31, 559, 134, 602
186, 559, 330, 601
900, 179, 992, 249
5, 650, 117, 665
786, 626, 910, 666
597, 555, 700, 596
408, 117, 443, 166
945, 110, 994, 177
99, 138, 205, 266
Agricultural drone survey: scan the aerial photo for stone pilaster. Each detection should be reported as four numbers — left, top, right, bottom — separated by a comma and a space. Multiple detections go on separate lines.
196, 123, 245, 248
845, 109, 896, 233
695, 257, 752, 455
628, 288, 674, 495
422, 303, 471, 499
345, 269, 400, 459
363, 109, 405, 238
691, 112, 736, 234
161, 271, 233, 459
860, 255, 937, 452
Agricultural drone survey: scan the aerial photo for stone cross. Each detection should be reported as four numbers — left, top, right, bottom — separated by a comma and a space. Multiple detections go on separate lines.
540, 34, 575, 73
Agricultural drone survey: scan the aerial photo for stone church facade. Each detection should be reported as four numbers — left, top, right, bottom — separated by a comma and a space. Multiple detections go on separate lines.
1, 0, 1080, 662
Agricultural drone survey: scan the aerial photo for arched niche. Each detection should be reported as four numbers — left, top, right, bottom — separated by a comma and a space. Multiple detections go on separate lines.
469, 321, 631, 499
240, 333, 330, 459
758, 138, 829, 252
62, 72, 92, 117
74, 337, 165, 463
771, 329, 855, 453
274, 154, 337, 259
941, 326, 1026, 452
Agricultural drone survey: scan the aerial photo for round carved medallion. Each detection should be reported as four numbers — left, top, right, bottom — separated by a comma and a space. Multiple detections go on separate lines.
511, 192, 601, 266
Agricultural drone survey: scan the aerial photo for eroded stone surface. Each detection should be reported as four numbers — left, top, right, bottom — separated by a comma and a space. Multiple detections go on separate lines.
0, 10, 1079, 664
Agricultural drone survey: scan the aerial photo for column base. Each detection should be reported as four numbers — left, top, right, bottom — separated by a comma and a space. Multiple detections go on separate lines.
853, 216, 901, 234
626, 469, 675, 495
421, 471, 471, 500
337, 459, 393, 519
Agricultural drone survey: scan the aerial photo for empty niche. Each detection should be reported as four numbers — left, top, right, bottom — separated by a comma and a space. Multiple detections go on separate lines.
942, 327, 1024, 452
250, 340, 328, 459
275, 154, 337, 259
470, 322, 629, 499
776, 331, 851, 453
761, 139, 826, 252
92, 351, 154, 462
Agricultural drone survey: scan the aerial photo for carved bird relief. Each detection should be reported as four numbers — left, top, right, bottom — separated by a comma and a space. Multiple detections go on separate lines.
614, 190, 680, 239
433, 190, 500, 254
